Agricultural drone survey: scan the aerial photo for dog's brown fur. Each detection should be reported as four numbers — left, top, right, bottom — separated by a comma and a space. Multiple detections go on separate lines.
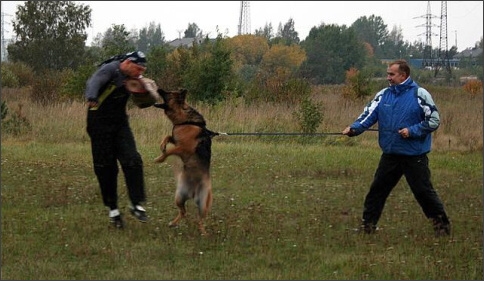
153, 88, 217, 235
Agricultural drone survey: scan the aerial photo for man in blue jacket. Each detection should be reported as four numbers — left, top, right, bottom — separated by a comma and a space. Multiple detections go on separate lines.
342, 59, 450, 236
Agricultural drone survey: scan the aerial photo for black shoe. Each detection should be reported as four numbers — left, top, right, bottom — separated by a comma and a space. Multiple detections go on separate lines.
110, 215, 124, 229
432, 220, 451, 237
432, 216, 451, 237
359, 220, 377, 234
130, 205, 148, 223
362, 224, 377, 234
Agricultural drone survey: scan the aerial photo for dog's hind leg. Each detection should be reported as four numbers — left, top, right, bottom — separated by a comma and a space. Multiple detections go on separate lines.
168, 200, 186, 228
195, 179, 213, 235
169, 195, 187, 228
169, 175, 189, 228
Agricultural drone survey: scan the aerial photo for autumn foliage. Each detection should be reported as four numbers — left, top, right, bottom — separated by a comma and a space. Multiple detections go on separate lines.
462, 79, 483, 96
341, 67, 373, 101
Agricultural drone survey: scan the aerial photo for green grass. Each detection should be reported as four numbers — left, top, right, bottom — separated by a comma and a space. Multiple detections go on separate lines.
1, 85, 482, 279
1, 140, 482, 280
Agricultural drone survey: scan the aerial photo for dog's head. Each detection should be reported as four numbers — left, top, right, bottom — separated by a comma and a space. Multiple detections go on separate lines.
153, 88, 188, 111
154, 88, 206, 126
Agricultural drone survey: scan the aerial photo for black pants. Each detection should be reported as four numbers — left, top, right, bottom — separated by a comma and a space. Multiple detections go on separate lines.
362, 153, 449, 226
87, 115, 146, 210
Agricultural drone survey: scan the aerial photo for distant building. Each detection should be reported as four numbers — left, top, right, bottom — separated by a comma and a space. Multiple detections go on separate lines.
453, 47, 482, 60
401, 47, 482, 69
167, 37, 216, 48
167, 37, 201, 48
408, 58, 460, 69
453, 47, 482, 67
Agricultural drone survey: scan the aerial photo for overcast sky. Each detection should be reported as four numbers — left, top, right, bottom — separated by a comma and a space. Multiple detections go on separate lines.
1, 1, 483, 51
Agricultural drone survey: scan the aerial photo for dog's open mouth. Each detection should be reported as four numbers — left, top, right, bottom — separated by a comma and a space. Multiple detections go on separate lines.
153, 103, 166, 109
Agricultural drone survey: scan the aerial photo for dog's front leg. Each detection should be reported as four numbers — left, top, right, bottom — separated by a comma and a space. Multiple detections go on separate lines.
154, 135, 174, 163
160, 135, 174, 153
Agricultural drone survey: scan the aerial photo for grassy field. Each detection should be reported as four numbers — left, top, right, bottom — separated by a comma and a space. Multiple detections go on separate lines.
1, 86, 482, 279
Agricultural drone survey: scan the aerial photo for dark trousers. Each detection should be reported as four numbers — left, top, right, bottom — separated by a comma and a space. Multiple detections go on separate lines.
87, 115, 146, 210
362, 153, 449, 226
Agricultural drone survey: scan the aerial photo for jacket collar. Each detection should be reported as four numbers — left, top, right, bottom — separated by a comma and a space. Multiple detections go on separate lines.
389, 77, 417, 95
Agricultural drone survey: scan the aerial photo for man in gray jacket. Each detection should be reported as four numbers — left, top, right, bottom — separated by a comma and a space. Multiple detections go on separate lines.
85, 51, 150, 229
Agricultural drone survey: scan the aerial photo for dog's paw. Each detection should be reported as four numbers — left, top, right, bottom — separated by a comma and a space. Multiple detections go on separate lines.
199, 227, 208, 236
168, 222, 178, 228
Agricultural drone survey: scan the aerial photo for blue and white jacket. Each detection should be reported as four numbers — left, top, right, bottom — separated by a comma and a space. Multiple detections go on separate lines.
349, 77, 440, 156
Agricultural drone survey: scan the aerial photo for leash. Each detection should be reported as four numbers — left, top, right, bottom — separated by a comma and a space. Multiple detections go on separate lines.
216, 128, 378, 136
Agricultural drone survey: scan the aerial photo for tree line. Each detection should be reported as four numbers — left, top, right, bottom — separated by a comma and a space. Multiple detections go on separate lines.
2, 1, 483, 105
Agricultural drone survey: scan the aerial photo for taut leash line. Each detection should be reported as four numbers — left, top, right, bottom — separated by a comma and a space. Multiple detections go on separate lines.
216, 129, 378, 136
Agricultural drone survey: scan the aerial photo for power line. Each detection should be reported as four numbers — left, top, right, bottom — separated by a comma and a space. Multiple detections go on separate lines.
414, 1, 439, 68
237, 1, 250, 35
434, 1, 452, 77
1, 12, 13, 62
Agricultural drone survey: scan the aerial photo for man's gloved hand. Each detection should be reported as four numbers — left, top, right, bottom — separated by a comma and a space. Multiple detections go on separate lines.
342, 126, 356, 137
87, 98, 98, 108
140, 77, 158, 94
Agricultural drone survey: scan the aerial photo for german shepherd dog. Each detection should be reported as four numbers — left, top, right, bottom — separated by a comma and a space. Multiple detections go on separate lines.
153, 88, 218, 235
